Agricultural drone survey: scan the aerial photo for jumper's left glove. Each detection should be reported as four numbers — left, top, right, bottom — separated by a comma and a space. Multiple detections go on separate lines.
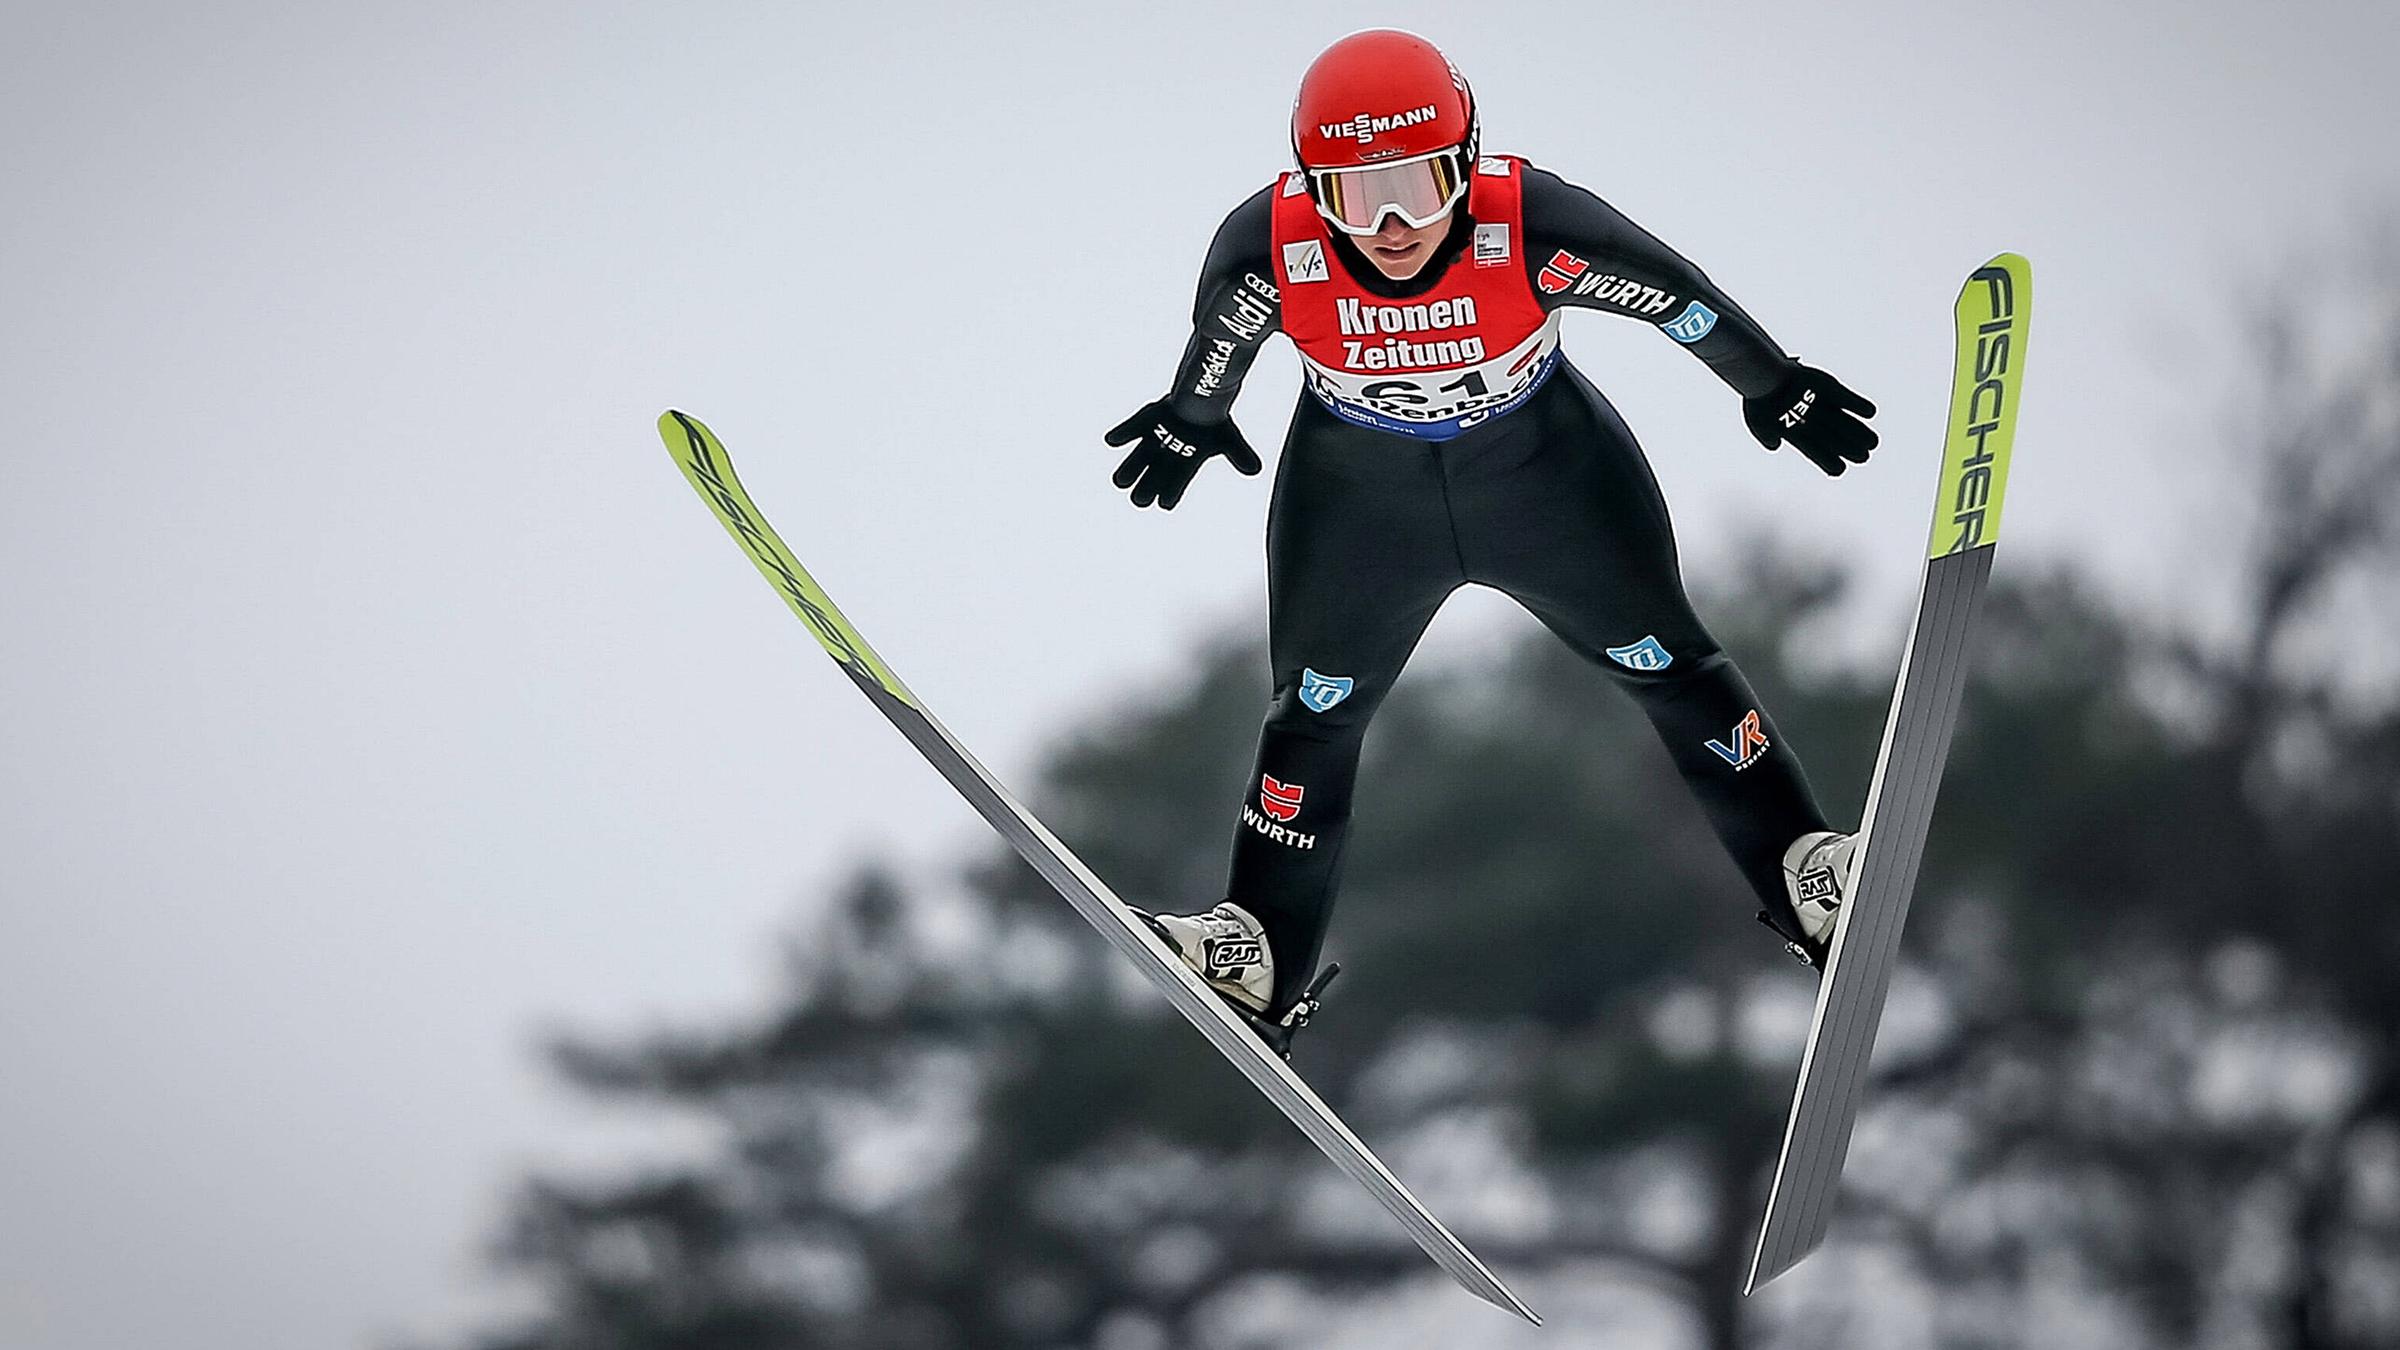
1106, 399, 1262, 510
1744, 364, 1878, 476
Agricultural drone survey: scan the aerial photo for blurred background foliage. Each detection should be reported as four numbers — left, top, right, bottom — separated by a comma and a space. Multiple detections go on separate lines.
452, 260, 2400, 1349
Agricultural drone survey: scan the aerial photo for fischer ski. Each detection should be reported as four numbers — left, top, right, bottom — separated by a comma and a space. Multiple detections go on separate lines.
1746, 253, 2033, 1292
659, 410, 1539, 1325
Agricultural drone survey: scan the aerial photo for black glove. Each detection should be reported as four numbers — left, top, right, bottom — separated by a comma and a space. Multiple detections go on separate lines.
1106, 399, 1261, 509
1743, 364, 1878, 476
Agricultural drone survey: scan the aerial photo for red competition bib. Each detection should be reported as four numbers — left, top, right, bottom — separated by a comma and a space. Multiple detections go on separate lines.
1271, 154, 1560, 440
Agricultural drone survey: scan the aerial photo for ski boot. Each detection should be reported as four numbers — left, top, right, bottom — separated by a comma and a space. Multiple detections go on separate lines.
1755, 830, 1858, 970
1131, 901, 1339, 1060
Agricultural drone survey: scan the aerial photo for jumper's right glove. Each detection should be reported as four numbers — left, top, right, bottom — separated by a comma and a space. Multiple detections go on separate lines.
1106, 399, 1262, 510
1743, 364, 1878, 477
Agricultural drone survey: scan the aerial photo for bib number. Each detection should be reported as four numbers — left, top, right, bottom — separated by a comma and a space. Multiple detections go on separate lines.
1303, 317, 1561, 438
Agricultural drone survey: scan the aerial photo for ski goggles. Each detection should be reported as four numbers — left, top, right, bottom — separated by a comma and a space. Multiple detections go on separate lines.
1307, 147, 1468, 236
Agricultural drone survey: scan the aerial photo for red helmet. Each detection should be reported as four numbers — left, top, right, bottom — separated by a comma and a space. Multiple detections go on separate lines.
1291, 30, 1479, 235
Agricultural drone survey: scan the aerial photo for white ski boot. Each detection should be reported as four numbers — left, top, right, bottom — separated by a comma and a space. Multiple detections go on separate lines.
1130, 900, 1339, 1059
1133, 901, 1276, 1012
1764, 830, 1858, 969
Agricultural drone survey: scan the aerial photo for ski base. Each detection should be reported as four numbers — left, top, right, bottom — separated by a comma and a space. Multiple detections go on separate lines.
1747, 253, 2032, 1293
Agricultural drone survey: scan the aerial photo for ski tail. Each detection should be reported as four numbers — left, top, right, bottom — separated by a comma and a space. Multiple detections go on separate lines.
1746, 253, 2031, 1293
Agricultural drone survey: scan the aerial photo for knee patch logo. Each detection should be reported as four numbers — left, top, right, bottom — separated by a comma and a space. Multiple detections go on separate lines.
1605, 635, 1674, 672
1706, 709, 1771, 771
1298, 668, 1355, 712
1663, 300, 1720, 344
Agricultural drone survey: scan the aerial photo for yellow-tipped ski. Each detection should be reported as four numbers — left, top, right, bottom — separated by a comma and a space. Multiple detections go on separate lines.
659, 410, 916, 707
655, 409, 1539, 1323
1750, 253, 2034, 1294
1930, 253, 2031, 559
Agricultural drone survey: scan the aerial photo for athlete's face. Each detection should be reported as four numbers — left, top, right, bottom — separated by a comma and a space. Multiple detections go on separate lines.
1358, 209, 1451, 280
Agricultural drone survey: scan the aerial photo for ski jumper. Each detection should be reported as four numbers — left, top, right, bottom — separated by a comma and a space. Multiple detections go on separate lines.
1165, 157, 1833, 1013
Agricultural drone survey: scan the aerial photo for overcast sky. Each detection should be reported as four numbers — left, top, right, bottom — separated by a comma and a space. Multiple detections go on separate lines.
4, 3, 2397, 1348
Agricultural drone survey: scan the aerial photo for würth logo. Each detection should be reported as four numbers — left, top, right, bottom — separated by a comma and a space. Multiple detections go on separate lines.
1242, 781, 1316, 850
1259, 775, 1305, 822
1538, 250, 1588, 294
